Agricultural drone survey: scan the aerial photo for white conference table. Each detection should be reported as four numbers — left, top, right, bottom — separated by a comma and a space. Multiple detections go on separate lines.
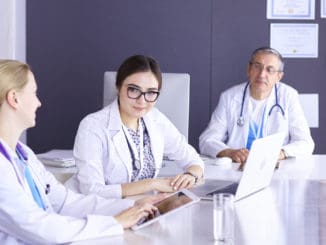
67, 155, 326, 245
160, 154, 326, 181
46, 154, 326, 183
72, 180, 326, 245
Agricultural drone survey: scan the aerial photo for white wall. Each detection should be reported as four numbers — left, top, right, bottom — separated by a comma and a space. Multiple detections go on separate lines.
0, 0, 26, 142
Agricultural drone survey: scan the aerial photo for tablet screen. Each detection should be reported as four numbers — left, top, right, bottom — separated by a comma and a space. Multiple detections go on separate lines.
132, 190, 199, 230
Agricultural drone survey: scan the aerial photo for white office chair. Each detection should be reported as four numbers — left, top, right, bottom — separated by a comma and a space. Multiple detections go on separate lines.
103, 71, 190, 139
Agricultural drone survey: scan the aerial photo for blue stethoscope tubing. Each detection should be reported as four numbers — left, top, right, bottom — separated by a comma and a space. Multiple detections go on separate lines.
237, 82, 285, 127
0, 142, 50, 195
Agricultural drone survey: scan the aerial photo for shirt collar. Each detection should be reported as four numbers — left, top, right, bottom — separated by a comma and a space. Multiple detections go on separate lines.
0, 139, 28, 162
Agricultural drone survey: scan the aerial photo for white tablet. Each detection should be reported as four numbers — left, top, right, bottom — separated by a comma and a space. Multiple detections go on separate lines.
131, 189, 200, 230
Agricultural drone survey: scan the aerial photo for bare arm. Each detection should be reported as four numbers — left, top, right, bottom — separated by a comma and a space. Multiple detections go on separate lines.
121, 178, 175, 197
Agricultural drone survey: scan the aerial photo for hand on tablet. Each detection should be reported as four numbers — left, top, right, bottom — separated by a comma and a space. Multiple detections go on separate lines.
130, 190, 200, 230
114, 203, 158, 229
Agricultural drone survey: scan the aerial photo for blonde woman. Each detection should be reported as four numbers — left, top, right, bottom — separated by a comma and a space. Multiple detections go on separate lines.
0, 59, 159, 244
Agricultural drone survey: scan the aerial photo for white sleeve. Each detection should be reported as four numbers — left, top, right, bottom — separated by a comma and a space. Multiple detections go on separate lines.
0, 154, 134, 245
73, 116, 123, 198
60, 189, 134, 217
157, 111, 204, 171
282, 89, 314, 157
199, 91, 230, 157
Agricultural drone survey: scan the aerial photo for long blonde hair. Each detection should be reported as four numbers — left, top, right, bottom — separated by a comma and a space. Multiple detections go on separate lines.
0, 60, 30, 105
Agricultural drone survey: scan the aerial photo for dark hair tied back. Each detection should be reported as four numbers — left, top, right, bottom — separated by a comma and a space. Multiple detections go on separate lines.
116, 55, 162, 90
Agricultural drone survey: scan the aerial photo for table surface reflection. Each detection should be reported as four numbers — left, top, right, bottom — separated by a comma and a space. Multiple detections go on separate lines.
160, 155, 326, 181
72, 179, 326, 245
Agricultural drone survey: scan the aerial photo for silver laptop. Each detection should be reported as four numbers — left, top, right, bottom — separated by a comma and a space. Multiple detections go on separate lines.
192, 132, 285, 201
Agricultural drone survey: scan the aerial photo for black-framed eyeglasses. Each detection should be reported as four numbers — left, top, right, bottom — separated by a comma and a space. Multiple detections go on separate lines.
127, 86, 160, 102
250, 62, 282, 76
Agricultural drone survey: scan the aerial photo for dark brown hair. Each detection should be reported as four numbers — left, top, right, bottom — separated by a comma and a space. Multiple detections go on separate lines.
116, 55, 162, 90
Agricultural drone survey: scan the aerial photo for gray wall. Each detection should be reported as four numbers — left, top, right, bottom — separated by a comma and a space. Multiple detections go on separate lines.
27, 1, 325, 153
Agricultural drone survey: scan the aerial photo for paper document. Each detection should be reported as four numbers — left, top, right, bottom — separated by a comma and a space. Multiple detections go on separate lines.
37, 149, 75, 168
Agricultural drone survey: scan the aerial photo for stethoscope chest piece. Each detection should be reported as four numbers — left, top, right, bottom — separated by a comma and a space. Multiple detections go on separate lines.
237, 117, 245, 127
237, 82, 285, 127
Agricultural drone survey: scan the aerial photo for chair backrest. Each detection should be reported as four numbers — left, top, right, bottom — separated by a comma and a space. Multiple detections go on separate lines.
103, 71, 190, 139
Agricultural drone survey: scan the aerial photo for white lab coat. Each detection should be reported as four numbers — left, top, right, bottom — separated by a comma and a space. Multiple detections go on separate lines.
199, 82, 314, 158
0, 139, 134, 245
66, 99, 204, 198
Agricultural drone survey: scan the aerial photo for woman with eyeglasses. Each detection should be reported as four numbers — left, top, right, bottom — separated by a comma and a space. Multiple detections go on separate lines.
66, 55, 204, 198
0, 59, 163, 244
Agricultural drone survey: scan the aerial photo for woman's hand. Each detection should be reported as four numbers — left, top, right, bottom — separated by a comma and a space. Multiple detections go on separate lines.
169, 165, 203, 191
170, 173, 197, 191
114, 203, 158, 229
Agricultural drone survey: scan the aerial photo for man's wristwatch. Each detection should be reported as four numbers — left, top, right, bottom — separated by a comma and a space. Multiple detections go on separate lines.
184, 172, 199, 183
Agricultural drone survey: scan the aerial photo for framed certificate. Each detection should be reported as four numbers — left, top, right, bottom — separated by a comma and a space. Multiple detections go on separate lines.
322, 0, 326, 18
270, 23, 318, 58
267, 0, 315, 19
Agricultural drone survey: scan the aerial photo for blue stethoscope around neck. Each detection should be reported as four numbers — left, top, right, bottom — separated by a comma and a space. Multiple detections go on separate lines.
0, 142, 51, 195
237, 82, 285, 127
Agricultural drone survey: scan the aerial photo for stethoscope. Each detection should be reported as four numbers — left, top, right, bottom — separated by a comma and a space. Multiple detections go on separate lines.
237, 82, 285, 127
121, 122, 144, 171
0, 142, 51, 196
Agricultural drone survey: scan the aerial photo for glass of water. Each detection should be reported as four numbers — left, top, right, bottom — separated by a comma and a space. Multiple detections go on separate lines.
213, 193, 235, 244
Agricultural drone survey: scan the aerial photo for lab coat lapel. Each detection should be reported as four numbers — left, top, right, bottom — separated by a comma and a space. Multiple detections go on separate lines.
264, 84, 277, 135
28, 162, 52, 211
12, 158, 29, 189
112, 132, 133, 176
108, 100, 133, 178
0, 139, 26, 188
143, 112, 164, 173
17, 143, 52, 211
239, 82, 250, 146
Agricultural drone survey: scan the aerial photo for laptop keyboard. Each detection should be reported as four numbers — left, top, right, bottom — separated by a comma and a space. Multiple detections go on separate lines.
207, 182, 239, 196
